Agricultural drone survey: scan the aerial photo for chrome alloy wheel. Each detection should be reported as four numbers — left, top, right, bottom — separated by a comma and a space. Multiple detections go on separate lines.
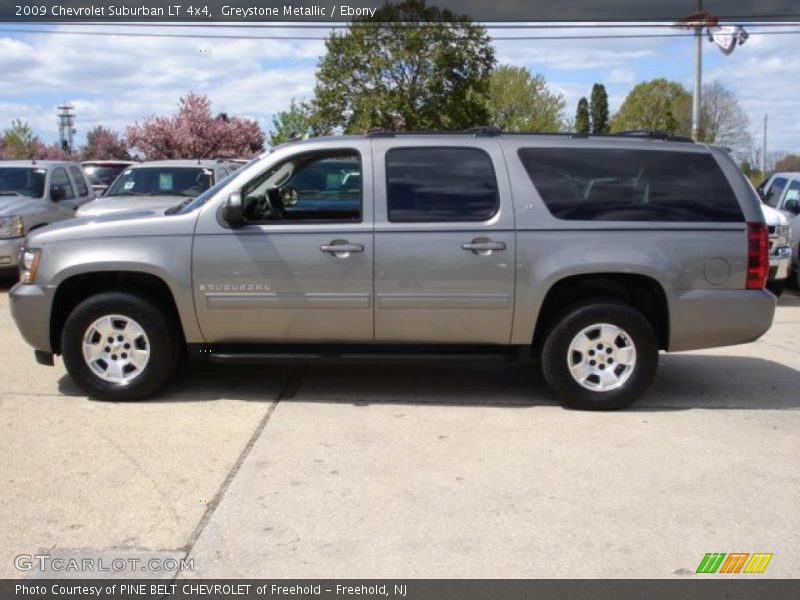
82, 314, 151, 384
566, 323, 637, 392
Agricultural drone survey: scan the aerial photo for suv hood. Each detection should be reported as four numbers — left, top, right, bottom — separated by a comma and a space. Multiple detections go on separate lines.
76, 195, 184, 217
761, 203, 788, 226
25, 206, 198, 246
0, 195, 46, 216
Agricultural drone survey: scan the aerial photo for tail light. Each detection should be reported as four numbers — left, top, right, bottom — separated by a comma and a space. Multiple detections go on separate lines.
746, 222, 768, 290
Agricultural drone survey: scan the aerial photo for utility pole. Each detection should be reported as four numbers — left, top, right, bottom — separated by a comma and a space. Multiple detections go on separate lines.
57, 103, 76, 154
691, 0, 703, 141
761, 113, 768, 174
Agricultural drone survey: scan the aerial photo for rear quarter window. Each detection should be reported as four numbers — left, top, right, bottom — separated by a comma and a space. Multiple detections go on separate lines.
518, 148, 744, 222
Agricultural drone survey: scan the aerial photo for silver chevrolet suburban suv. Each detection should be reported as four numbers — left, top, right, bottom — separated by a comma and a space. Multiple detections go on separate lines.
9, 131, 776, 410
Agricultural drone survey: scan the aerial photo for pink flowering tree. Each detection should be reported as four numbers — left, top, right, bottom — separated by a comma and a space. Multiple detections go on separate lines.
80, 126, 130, 160
36, 142, 71, 160
126, 93, 264, 160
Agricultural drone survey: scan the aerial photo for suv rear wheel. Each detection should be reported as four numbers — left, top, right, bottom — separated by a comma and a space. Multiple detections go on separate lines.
541, 302, 658, 410
61, 292, 180, 401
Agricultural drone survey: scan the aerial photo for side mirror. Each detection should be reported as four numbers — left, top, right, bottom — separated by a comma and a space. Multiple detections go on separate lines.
223, 192, 244, 227
50, 185, 66, 202
784, 197, 800, 215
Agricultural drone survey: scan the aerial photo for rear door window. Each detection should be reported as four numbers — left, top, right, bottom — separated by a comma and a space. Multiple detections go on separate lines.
518, 148, 744, 222
386, 147, 499, 222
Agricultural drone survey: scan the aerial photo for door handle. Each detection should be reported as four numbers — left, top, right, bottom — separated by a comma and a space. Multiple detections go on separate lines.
320, 240, 364, 256
462, 239, 506, 254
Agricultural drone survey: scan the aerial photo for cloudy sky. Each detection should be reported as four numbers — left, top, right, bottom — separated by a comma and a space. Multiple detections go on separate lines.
0, 22, 798, 155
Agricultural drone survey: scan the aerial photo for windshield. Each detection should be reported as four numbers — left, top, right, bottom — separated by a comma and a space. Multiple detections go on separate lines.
169, 169, 240, 215
106, 167, 213, 198
83, 165, 130, 188
0, 167, 47, 199
171, 154, 265, 214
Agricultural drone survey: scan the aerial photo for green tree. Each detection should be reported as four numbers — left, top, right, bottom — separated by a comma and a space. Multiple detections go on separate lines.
611, 78, 691, 135
2, 119, 40, 159
575, 98, 590, 134
312, 0, 495, 133
589, 83, 610, 134
487, 65, 565, 132
269, 98, 315, 146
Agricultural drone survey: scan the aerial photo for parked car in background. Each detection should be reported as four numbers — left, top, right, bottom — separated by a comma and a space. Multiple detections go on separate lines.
0, 160, 94, 273
757, 172, 800, 286
9, 131, 776, 410
81, 160, 137, 196
76, 159, 236, 218
761, 204, 792, 295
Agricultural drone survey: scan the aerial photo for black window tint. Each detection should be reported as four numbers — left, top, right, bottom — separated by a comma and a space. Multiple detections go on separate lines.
386, 148, 499, 222
51, 168, 75, 201
518, 148, 744, 222
764, 178, 787, 209
69, 166, 89, 196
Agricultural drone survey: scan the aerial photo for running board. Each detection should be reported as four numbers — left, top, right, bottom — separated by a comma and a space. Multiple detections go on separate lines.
188, 344, 527, 364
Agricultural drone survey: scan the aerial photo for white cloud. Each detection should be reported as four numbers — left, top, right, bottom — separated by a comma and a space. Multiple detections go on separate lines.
607, 67, 636, 84
493, 25, 665, 70
0, 25, 326, 142
1, 23, 798, 154
703, 27, 800, 153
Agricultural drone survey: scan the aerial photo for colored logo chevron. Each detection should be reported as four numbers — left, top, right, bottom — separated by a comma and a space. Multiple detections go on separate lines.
696, 552, 773, 574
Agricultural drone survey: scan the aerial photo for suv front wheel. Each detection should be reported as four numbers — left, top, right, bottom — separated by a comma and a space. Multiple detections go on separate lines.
541, 302, 658, 410
61, 292, 180, 401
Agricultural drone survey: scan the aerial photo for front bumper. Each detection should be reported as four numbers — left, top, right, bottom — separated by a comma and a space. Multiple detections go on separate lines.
0, 237, 23, 273
9, 282, 56, 353
769, 246, 792, 281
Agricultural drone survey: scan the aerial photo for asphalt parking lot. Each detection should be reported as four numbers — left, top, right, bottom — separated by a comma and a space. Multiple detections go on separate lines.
1, 277, 798, 579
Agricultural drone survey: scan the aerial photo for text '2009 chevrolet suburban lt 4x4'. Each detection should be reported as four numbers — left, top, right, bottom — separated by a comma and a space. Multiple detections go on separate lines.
9, 130, 776, 410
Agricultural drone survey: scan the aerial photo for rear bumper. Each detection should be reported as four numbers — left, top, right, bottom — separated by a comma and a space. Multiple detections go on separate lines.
769, 246, 792, 280
0, 237, 23, 272
9, 282, 55, 354
668, 289, 776, 352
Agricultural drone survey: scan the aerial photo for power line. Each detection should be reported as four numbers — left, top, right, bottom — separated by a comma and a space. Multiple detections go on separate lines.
20, 20, 800, 29
2, 27, 800, 41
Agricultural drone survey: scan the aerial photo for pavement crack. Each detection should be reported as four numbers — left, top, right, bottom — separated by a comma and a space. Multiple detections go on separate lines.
177, 365, 308, 567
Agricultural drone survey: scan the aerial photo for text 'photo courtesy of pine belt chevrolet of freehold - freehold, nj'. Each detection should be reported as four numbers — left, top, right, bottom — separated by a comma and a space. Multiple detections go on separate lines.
0, 1, 799, 599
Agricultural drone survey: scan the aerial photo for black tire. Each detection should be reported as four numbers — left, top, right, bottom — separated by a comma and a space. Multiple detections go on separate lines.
540, 302, 658, 410
61, 292, 180, 401
766, 280, 785, 297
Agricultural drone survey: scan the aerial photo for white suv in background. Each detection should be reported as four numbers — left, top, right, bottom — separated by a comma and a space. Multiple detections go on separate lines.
759, 173, 800, 288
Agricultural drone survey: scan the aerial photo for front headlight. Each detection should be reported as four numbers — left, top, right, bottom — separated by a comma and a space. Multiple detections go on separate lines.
19, 248, 42, 285
0, 215, 24, 239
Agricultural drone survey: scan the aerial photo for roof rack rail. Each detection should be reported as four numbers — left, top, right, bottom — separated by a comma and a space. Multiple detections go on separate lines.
612, 130, 695, 143
366, 129, 396, 137
463, 126, 502, 137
